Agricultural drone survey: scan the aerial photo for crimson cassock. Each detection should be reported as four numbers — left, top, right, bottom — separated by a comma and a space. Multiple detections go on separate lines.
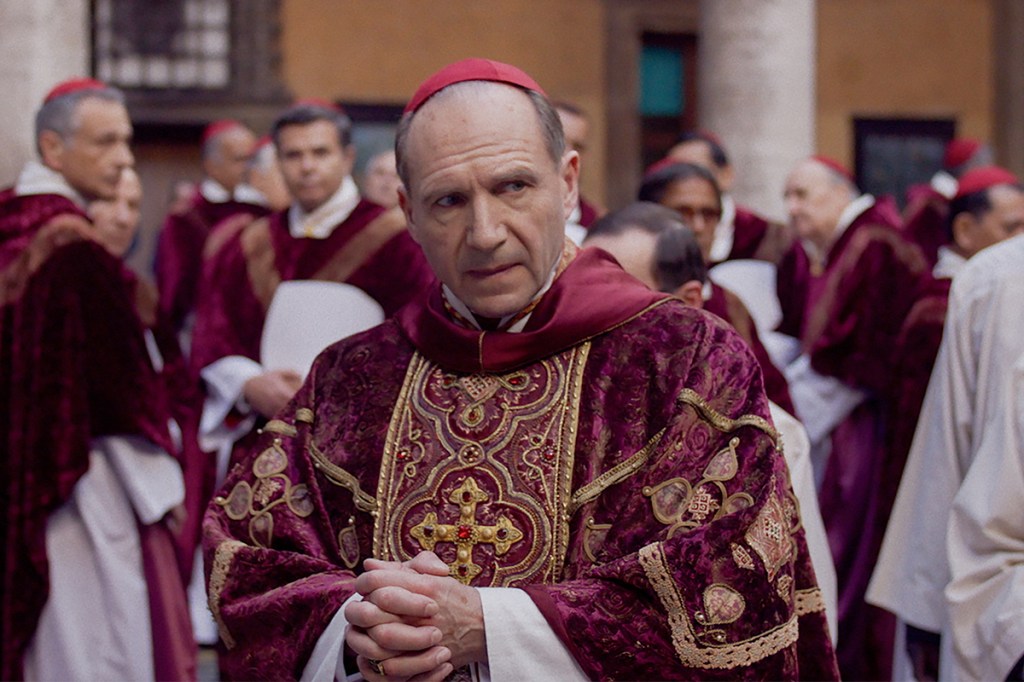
780, 198, 929, 680
155, 190, 268, 335
190, 201, 434, 373
718, 204, 795, 266
901, 184, 949, 269
203, 248, 838, 680
0, 190, 188, 679
704, 281, 796, 416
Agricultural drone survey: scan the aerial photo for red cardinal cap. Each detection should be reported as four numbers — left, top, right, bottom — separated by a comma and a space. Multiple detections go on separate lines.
404, 58, 547, 115
943, 138, 983, 170
43, 77, 108, 104
811, 155, 854, 183
954, 165, 1019, 200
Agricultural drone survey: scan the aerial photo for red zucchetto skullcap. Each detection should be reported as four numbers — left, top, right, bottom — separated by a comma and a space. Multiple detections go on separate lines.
953, 165, 1019, 200
201, 119, 247, 146
943, 138, 983, 170
404, 58, 547, 115
644, 157, 679, 177
811, 155, 854, 183
43, 77, 108, 104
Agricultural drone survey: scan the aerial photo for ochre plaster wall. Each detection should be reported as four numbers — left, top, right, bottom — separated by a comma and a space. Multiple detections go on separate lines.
279, 0, 608, 205
817, 0, 993, 167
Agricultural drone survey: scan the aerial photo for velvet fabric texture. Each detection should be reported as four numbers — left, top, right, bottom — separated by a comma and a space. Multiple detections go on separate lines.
788, 199, 929, 680
190, 201, 434, 372
0, 190, 174, 679
203, 249, 838, 680
901, 185, 950, 269
704, 282, 796, 417
155, 191, 268, 334
720, 205, 796, 266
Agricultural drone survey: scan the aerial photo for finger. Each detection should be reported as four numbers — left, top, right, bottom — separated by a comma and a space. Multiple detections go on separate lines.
344, 599, 404, 629
368, 621, 443, 652
345, 626, 400, 661
355, 655, 389, 682
355, 566, 441, 598
408, 551, 450, 576
364, 557, 404, 572
365, 585, 439, 618
363, 646, 451, 681
409, 662, 455, 682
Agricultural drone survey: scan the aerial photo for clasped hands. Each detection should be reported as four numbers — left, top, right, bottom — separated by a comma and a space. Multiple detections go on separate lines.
344, 551, 486, 681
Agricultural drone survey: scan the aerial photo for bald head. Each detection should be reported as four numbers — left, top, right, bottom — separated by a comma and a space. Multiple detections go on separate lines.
783, 158, 859, 252
203, 124, 256, 193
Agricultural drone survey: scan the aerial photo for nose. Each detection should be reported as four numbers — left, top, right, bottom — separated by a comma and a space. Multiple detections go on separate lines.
115, 141, 134, 169
465, 195, 507, 250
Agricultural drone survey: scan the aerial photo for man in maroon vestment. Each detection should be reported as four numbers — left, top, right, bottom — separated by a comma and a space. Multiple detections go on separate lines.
901, 137, 994, 268
554, 100, 603, 233
154, 119, 265, 343
879, 165, 1024, 679
1, 78, 194, 681
203, 58, 838, 681
637, 162, 796, 415
779, 155, 929, 681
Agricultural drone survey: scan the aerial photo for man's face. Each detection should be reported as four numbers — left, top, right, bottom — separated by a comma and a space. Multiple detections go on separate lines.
362, 150, 402, 208
960, 184, 1024, 257
659, 177, 721, 261
205, 127, 256, 192
400, 84, 579, 319
277, 120, 354, 213
783, 160, 851, 249
46, 97, 134, 202
558, 109, 589, 158
88, 170, 142, 258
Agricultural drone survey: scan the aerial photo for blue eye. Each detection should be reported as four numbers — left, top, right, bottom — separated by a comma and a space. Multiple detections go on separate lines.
435, 194, 462, 208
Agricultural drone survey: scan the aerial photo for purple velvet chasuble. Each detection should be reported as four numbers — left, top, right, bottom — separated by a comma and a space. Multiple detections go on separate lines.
203, 248, 838, 680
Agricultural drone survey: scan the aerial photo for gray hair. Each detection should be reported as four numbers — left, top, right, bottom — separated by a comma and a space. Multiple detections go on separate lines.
271, 103, 353, 151
394, 81, 565, 189
34, 85, 125, 157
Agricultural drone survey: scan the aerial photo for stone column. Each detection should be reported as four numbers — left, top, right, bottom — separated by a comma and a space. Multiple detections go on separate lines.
698, 0, 815, 221
0, 1, 89, 186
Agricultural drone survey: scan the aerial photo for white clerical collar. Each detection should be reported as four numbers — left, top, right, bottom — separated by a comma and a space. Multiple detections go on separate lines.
200, 178, 234, 203
232, 182, 268, 207
701, 280, 713, 301
442, 254, 561, 334
15, 160, 87, 206
287, 176, 360, 239
934, 245, 966, 280
931, 170, 958, 200
709, 194, 736, 263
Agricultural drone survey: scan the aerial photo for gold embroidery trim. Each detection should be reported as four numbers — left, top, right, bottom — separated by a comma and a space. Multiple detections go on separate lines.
207, 539, 245, 649
638, 542, 798, 669
262, 419, 297, 437
309, 441, 378, 514
794, 587, 826, 616
677, 389, 779, 445
295, 407, 315, 424
567, 427, 667, 517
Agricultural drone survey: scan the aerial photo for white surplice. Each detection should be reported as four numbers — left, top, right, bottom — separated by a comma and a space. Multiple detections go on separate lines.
945, 350, 1024, 681
867, 234, 1024, 678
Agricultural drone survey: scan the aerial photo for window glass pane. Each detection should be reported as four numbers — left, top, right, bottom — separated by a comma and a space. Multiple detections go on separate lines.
640, 45, 684, 116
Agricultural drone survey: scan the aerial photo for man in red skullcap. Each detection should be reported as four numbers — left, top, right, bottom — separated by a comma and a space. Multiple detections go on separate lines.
0, 78, 195, 680
154, 118, 267, 346
777, 155, 930, 680
902, 137, 995, 268
203, 58, 838, 681
869, 166, 1024, 680
665, 130, 795, 267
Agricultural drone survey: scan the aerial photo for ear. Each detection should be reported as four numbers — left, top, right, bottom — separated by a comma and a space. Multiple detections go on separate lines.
340, 144, 358, 177
38, 130, 66, 170
397, 185, 420, 244
951, 211, 976, 254
674, 280, 705, 309
560, 150, 581, 220
717, 164, 736, 193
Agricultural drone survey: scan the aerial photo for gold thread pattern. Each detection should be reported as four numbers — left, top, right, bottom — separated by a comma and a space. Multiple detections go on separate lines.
295, 407, 315, 424
794, 587, 826, 616
568, 427, 666, 517
638, 542, 798, 669
309, 442, 378, 514
677, 389, 779, 445
262, 419, 297, 437
207, 539, 245, 649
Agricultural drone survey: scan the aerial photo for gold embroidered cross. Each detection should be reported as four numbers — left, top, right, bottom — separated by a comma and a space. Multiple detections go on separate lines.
410, 477, 523, 584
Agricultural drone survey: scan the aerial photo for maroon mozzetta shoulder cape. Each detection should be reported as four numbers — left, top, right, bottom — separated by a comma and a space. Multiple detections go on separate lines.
155, 190, 268, 333
902, 184, 949, 269
190, 200, 435, 372
203, 248, 838, 680
0, 189, 171, 679
723, 204, 795, 266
